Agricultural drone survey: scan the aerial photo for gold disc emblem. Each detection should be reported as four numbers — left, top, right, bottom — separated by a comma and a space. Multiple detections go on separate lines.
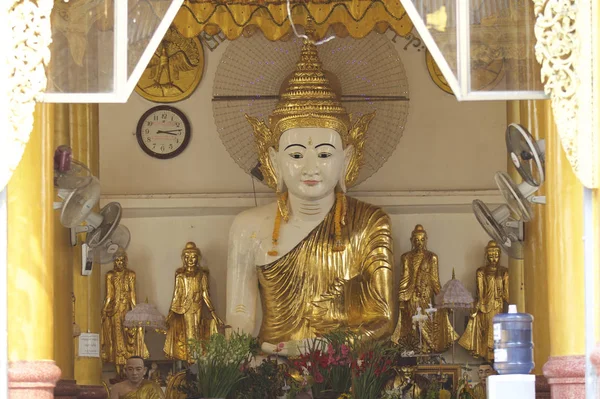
135, 27, 204, 103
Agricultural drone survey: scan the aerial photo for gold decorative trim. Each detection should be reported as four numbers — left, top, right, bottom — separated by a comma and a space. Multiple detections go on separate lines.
534, 0, 598, 187
1, 0, 53, 191
174, 0, 413, 41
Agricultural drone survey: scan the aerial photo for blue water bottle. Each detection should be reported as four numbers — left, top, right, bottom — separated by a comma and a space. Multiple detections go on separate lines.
493, 304, 534, 375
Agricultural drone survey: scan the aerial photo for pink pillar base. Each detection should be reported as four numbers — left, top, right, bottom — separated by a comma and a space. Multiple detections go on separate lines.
542, 355, 585, 399
8, 360, 61, 399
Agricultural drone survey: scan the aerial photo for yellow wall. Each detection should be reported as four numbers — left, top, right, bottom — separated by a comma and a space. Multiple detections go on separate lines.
545, 107, 585, 357
7, 104, 55, 361
53, 104, 76, 379
70, 104, 103, 385
507, 100, 552, 374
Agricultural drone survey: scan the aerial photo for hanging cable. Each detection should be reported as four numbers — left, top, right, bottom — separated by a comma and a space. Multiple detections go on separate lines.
286, 0, 335, 45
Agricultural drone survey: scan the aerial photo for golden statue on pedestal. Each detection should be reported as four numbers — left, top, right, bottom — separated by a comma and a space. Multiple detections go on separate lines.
459, 241, 509, 361
164, 242, 223, 362
226, 37, 394, 356
101, 251, 149, 375
391, 225, 458, 353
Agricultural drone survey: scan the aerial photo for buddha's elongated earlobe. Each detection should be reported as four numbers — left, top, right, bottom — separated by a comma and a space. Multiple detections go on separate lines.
268, 147, 284, 193
339, 145, 354, 193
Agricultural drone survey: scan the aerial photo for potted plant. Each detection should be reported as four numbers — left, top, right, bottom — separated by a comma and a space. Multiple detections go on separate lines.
186, 330, 256, 399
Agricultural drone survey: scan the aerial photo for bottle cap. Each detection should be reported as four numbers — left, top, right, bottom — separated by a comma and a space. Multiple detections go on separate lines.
508, 304, 517, 313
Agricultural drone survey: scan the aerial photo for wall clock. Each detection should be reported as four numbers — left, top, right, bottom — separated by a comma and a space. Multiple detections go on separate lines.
136, 105, 191, 159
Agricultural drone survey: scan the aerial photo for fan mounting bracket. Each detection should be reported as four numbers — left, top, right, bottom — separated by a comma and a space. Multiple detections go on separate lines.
70, 225, 94, 246
503, 219, 524, 241
530, 195, 546, 204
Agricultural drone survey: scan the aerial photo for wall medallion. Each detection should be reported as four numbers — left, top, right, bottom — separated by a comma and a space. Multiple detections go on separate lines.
135, 27, 204, 103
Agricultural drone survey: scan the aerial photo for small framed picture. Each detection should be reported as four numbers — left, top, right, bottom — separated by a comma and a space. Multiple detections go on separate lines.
413, 364, 461, 394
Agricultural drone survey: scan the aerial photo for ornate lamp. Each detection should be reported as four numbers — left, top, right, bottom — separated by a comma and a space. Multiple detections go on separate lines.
435, 269, 474, 362
124, 300, 167, 333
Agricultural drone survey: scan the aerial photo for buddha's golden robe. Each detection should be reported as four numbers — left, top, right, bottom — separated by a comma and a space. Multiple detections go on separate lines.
257, 196, 394, 344
391, 250, 457, 352
164, 267, 219, 362
472, 383, 486, 399
459, 265, 508, 360
121, 380, 164, 399
101, 269, 148, 366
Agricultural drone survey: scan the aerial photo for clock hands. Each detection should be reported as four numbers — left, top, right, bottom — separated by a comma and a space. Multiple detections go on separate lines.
156, 129, 182, 135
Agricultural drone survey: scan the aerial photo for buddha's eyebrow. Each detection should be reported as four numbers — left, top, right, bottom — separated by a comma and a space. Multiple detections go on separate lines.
284, 144, 306, 150
315, 143, 336, 149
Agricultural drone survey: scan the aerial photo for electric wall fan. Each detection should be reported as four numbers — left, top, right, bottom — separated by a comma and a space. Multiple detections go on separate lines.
494, 123, 546, 222
53, 146, 131, 271
472, 199, 524, 259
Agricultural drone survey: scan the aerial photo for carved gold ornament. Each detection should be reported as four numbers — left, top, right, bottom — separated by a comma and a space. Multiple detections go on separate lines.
135, 26, 204, 103
534, 0, 598, 187
1, 0, 53, 191
426, 50, 453, 95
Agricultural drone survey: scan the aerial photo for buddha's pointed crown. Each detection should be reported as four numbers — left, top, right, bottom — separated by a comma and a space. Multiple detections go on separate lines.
268, 39, 351, 139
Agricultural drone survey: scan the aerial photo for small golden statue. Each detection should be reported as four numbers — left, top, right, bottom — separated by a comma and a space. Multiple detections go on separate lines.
164, 242, 223, 362
101, 251, 149, 375
110, 356, 164, 399
472, 363, 495, 399
459, 241, 509, 361
391, 225, 458, 352
147, 362, 162, 386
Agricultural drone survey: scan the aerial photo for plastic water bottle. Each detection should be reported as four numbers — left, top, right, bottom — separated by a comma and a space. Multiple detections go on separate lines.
492, 304, 534, 375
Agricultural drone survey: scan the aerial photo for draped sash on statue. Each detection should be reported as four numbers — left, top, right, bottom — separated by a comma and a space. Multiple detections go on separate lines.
256, 196, 394, 344
121, 381, 164, 399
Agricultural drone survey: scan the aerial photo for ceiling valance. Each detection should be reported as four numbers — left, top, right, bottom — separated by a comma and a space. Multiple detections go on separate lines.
172, 0, 414, 41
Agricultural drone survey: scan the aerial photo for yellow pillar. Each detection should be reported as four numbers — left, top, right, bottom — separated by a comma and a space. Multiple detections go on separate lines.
544, 111, 585, 357
505, 101, 526, 313
506, 100, 552, 375
7, 103, 55, 361
53, 104, 76, 380
71, 104, 103, 386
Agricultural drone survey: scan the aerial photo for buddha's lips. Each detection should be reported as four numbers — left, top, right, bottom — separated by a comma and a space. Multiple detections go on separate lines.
302, 180, 321, 186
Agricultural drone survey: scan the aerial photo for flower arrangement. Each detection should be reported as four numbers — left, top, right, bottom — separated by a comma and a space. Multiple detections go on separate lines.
288, 330, 397, 398
234, 357, 290, 399
187, 331, 256, 398
349, 337, 395, 399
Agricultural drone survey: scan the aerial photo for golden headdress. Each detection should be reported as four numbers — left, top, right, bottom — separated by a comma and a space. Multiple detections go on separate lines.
245, 39, 375, 190
182, 242, 201, 256
411, 224, 428, 238
485, 240, 501, 253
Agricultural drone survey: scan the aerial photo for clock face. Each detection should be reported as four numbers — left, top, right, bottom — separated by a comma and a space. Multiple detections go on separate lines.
136, 105, 191, 159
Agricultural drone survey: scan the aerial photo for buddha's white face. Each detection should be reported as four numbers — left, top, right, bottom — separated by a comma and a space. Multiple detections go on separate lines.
271, 127, 351, 200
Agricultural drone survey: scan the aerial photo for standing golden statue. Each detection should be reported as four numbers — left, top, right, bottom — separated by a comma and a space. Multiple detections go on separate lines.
101, 251, 149, 375
226, 38, 394, 356
391, 225, 457, 352
164, 242, 223, 362
459, 241, 509, 360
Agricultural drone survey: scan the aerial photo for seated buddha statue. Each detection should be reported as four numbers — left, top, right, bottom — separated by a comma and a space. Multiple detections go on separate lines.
226, 39, 395, 356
